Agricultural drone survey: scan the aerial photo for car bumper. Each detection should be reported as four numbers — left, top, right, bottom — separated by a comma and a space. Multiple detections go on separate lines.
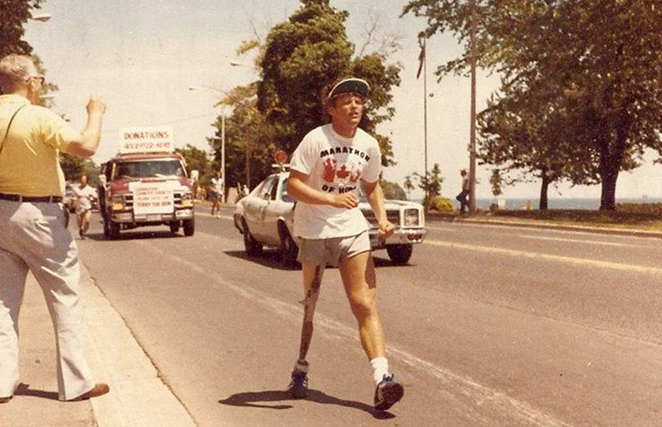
111, 208, 194, 223
368, 227, 428, 249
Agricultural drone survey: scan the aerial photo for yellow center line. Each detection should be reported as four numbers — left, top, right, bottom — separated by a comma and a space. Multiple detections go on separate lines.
425, 239, 662, 275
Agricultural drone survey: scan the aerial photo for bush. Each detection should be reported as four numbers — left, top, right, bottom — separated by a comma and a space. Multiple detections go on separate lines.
616, 203, 662, 215
426, 196, 454, 213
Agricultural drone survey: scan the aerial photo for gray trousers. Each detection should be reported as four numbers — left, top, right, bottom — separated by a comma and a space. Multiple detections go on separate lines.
0, 199, 95, 400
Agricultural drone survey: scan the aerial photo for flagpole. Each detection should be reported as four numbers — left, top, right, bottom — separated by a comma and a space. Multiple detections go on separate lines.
423, 38, 428, 204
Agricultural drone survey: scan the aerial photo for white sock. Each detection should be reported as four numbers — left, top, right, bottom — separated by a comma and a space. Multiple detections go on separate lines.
370, 357, 390, 385
294, 359, 309, 373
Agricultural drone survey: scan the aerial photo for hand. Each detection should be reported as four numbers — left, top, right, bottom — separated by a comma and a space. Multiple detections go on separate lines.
378, 220, 395, 239
86, 96, 107, 116
329, 193, 359, 209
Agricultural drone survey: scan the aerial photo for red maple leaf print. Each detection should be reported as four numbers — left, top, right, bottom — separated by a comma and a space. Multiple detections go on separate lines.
323, 158, 337, 183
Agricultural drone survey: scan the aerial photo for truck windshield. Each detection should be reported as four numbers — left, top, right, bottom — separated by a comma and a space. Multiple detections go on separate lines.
113, 160, 185, 179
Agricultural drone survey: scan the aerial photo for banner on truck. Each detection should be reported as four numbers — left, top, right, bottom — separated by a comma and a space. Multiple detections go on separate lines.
119, 126, 175, 154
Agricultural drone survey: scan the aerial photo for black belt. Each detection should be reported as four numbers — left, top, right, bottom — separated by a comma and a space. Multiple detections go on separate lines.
0, 193, 63, 203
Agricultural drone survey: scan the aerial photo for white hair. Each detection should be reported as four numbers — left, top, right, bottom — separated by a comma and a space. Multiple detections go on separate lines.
0, 54, 35, 94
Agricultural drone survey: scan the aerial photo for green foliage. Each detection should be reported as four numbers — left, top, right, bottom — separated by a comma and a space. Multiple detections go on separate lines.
380, 179, 407, 201
412, 163, 443, 211
256, 0, 401, 164
489, 168, 503, 198
404, 0, 662, 211
0, 0, 45, 58
59, 153, 99, 185
428, 196, 453, 213
175, 144, 210, 178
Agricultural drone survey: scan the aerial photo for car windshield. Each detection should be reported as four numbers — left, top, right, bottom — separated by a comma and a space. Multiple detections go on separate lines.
280, 178, 294, 203
113, 160, 184, 179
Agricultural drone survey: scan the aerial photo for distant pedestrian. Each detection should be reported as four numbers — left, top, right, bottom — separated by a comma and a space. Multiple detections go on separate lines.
209, 170, 224, 218
0, 54, 109, 402
72, 175, 96, 239
286, 77, 403, 411
456, 169, 470, 214
242, 184, 249, 197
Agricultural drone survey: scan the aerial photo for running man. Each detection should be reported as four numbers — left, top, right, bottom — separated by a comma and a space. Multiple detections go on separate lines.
72, 175, 96, 239
209, 170, 224, 218
286, 78, 403, 411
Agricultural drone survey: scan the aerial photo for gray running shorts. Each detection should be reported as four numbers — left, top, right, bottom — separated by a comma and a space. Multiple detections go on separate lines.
297, 230, 371, 267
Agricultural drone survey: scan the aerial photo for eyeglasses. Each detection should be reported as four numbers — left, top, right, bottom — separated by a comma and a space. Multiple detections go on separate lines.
26, 75, 46, 85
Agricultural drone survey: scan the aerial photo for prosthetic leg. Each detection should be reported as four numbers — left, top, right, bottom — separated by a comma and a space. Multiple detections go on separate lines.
289, 265, 323, 398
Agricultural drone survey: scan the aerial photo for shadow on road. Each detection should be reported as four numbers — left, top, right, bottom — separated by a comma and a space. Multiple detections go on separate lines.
82, 230, 183, 242
218, 389, 395, 419
224, 250, 414, 271
14, 383, 59, 401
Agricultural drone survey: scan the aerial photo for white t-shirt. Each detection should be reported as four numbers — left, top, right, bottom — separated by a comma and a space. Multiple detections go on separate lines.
211, 177, 224, 194
290, 124, 381, 239
73, 184, 96, 211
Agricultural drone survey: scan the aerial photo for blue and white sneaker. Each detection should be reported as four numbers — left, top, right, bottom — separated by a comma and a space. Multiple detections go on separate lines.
374, 374, 404, 411
288, 369, 309, 399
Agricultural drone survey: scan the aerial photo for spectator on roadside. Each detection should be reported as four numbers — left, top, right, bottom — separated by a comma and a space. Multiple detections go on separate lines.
72, 175, 96, 239
456, 169, 470, 214
0, 54, 110, 403
209, 170, 224, 218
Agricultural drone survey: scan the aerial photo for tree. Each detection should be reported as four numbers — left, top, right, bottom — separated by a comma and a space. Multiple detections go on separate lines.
404, 0, 662, 211
175, 144, 211, 178
380, 179, 407, 201
413, 163, 443, 211
59, 153, 99, 185
0, 0, 45, 58
257, 0, 401, 165
403, 174, 415, 200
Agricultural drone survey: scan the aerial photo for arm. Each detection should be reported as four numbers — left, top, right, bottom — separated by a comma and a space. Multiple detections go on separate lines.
288, 169, 359, 209
65, 97, 106, 159
363, 180, 395, 239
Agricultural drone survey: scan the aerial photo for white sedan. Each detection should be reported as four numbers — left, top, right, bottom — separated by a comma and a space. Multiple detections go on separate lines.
234, 172, 428, 267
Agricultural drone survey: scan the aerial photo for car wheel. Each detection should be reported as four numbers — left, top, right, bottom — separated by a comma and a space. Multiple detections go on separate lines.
183, 218, 195, 236
108, 220, 121, 240
170, 221, 181, 234
278, 222, 299, 268
242, 218, 262, 257
386, 244, 413, 265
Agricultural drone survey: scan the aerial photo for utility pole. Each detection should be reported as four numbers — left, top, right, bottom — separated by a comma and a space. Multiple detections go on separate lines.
469, 0, 478, 214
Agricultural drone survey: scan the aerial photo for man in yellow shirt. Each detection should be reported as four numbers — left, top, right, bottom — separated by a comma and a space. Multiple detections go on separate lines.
0, 54, 109, 403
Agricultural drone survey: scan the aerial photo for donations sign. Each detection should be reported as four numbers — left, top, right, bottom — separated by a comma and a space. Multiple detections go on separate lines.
130, 182, 176, 215
119, 126, 174, 154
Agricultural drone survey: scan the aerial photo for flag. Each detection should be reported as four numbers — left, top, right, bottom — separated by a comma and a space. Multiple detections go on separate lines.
416, 41, 426, 79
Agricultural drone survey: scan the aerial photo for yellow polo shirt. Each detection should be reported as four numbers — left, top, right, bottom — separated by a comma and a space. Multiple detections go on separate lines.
0, 95, 79, 197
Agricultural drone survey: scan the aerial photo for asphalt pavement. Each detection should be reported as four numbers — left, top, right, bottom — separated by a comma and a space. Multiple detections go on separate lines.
1, 206, 660, 426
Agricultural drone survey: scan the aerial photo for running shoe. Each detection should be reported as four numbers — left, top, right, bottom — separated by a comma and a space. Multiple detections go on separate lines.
288, 369, 309, 399
374, 374, 404, 411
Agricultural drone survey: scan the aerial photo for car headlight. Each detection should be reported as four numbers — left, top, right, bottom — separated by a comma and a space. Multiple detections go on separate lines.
111, 194, 125, 210
182, 192, 194, 207
404, 209, 420, 226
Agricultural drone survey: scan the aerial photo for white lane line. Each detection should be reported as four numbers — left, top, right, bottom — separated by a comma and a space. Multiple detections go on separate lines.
425, 240, 662, 275
138, 238, 572, 427
517, 234, 639, 248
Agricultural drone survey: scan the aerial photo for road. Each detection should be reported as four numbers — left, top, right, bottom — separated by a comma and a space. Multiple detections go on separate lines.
76, 207, 662, 427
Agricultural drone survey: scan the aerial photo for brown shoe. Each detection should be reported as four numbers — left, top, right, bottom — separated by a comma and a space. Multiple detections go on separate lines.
0, 395, 13, 404
69, 383, 110, 401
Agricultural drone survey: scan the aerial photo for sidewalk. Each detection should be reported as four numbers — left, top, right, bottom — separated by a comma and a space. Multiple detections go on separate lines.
0, 264, 197, 427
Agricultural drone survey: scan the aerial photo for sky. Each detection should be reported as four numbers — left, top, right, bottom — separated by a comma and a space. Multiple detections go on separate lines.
23, 0, 662, 202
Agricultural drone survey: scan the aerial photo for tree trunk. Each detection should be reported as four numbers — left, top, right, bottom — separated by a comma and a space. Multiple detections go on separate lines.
600, 168, 618, 211
539, 167, 550, 210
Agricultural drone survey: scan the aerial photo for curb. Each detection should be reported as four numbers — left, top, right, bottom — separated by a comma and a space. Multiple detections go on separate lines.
81, 265, 198, 427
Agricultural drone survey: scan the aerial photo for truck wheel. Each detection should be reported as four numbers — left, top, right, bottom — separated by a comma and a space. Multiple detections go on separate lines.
278, 222, 299, 268
170, 221, 181, 234
386, 244, 413, 265
242, 218, 262, 257
107, 220, 121, 240
183, 218, 195, 236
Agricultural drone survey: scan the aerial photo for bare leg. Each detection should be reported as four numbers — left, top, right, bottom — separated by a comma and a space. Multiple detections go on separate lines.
297, 264, 325, 362
339, 252, 385, 360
